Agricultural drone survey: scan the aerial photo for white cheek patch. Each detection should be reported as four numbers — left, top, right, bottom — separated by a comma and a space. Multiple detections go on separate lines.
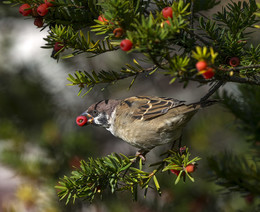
93, 115, 102, 125
106, 109, 116, 135
93, 113, 109, 127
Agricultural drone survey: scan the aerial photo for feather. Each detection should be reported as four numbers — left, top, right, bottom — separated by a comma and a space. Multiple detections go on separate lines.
124, 96, 185, 121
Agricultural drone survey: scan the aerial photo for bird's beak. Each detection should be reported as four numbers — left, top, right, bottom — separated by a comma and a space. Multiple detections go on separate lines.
76, 113, 94, 126
85, 113, 94, 124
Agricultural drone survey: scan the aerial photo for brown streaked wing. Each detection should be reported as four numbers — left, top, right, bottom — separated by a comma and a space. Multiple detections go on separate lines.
129, 96, 185, 121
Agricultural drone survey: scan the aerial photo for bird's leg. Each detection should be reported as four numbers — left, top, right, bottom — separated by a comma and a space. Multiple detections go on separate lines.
165, 137, 180, 156
135, 149, 149, 162
200, 81, 223, 102
170, 139, 177, 150
178, 135, 183, 150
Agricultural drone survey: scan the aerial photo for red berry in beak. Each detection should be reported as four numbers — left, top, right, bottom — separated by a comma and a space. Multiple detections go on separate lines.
76, 115, 88, 126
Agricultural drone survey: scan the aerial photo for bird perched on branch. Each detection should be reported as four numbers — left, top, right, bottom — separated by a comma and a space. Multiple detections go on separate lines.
76, 96, 216, 156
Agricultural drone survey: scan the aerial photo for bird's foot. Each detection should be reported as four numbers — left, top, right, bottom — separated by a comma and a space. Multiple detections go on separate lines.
132, 150, 149, 163
136, 152, 146, 162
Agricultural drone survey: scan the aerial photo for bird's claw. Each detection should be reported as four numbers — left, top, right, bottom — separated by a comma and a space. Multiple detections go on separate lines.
132, 150, 148, 164
136, 152, 146, 162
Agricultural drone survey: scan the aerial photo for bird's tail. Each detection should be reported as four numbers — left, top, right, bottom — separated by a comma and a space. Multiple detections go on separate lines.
188, 99, 219, 110
171, 99, 218, 118
200, 99, 219, 108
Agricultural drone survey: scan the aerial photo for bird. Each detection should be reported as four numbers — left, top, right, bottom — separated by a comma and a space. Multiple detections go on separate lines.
76, 96, 215, 157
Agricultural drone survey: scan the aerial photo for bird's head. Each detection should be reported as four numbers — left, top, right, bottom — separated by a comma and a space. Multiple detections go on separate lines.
76, 99, 120, 128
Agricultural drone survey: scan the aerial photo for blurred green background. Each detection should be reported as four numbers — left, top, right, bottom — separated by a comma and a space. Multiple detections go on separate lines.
0, 1, 258, 212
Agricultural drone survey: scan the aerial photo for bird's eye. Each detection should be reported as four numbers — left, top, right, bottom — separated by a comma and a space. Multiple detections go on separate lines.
92, 110, 98, 116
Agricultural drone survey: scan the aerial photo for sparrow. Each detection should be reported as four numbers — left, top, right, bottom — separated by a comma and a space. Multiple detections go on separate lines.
76, 96, 215, 155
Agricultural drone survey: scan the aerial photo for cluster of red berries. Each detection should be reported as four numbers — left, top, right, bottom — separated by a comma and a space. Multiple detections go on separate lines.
171, 164, 196, 176
99, 6, 174, 52
18, 1, 62, 54
170, 147, 197, 177
19, 0, 55, 28
98, 15, 108, 23
196, 60, 215, 79
97, 15, 129, 51
98, 15, 124, 38
195, 57, 240, 79
161, 7, 173, 26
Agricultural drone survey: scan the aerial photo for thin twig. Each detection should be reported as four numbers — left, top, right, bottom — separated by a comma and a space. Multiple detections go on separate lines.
190, 0, 194, 30
184, 28, 212, 47
215, 65, 260, 72
178, 135, 183, 149
200, 81, 224, 102
218, 75, 260, 85
181, 74, 260, 86
197, 12, 210, 20
184, 28, 224, 54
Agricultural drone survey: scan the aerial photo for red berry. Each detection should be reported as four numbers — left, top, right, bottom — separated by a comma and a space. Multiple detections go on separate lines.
170, 169, 180, 176
120, 39, 133, 51
162, 20, 171, 27
179, 146, 186, 154
237, 40, 247, 44
170, 163, 185, 176
45, 0, 54, 7
19, 4, 32, 16
113, 28, 124, 38
98, 15, 108, 22
69, 156, 82, 169
196, 60, 207, 71
229, 57, 240, 67
170, 169, 185, 177
185, 164, 196, 173
245, 194, 254, 204
54, 42, 64, 52
162, 7, 173, 19
202, 67, 215, 79
37, 4, 48, 16
34, 17, 44, 28
76, 116, 88, 127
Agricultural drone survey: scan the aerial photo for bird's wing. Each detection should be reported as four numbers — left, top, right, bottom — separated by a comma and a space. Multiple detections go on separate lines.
123, 96, 185, 121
